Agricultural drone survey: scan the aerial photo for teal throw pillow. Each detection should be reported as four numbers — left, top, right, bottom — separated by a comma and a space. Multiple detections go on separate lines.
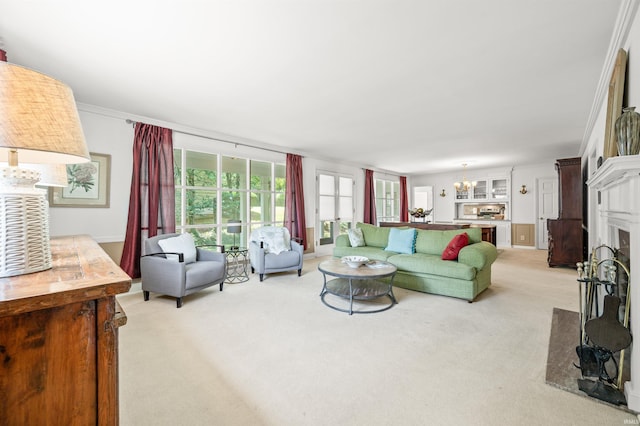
385, 228, 416, 254
347, 228, 366, 247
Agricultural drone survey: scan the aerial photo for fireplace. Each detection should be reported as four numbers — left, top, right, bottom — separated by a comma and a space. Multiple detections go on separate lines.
587, 156, 640, 411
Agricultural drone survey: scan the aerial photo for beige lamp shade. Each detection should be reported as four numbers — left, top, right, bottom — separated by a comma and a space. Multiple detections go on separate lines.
30, 164, 69, 187
0, 62, 90, 164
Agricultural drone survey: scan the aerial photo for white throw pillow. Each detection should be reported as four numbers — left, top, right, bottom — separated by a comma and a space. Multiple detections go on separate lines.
347, 228, 366, 247
158, 233, 197, 263
250, 227, 291, 255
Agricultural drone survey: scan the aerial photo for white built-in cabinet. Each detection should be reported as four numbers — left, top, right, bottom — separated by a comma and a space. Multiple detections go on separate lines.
453, 175, 511, 247
455, 178, 509, 201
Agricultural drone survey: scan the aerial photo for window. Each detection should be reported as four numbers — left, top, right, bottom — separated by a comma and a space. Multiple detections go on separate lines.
174, 148, 285, 248
375, 179, 400, 223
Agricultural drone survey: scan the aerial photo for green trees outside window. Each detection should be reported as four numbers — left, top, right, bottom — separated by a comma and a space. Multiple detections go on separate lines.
174, 149, 285, 248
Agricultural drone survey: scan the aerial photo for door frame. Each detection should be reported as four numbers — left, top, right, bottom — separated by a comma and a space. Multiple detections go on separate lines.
315, 171, 354, 256
536, 177, 558, 249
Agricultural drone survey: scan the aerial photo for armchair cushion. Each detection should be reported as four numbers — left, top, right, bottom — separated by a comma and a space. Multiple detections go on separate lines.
158, 233, 197, 263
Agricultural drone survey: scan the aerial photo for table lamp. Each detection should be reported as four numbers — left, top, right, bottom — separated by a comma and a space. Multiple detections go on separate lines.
227, 220, 241, 250
0, 62, 90, 277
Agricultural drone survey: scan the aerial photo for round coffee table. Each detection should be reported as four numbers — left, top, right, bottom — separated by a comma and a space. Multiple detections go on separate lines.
318, 258, 398, 315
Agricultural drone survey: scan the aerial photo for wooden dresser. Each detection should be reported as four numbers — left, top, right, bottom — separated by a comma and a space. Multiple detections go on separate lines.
0, 235, 131, 425
547, 157, 585, 267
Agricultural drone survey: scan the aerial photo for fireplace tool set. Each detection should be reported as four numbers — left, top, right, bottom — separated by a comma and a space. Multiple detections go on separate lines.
576, 244, 631, 406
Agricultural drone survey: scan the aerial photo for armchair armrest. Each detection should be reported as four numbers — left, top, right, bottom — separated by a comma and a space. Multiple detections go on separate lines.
142, 252, 185, 263
196, 245, 226, 262
198, 244, 225, 254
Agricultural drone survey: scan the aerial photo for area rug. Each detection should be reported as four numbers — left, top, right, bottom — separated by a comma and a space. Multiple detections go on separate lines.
545, 307, 632, 413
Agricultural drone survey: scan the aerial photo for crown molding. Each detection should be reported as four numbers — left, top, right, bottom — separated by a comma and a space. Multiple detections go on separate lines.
580, 0, 640, 155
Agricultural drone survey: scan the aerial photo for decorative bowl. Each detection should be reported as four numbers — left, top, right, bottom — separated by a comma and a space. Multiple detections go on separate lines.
341, 256, 369, 268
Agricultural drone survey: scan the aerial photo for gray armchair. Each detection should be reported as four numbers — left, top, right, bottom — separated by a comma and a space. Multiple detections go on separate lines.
249, 226, 303, 282
141, 233, 227, 308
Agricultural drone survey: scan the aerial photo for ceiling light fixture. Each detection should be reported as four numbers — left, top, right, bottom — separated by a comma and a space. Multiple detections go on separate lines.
454, 163, 476, 193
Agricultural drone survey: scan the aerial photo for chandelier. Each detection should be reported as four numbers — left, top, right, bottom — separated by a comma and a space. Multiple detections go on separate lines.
454, 163, 476, 192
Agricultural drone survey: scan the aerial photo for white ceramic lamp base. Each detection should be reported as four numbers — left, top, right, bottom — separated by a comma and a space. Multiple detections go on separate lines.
0, 167, 52, 277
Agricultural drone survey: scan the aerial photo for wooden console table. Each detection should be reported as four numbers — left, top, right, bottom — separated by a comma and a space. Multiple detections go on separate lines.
0, 235, 131, 425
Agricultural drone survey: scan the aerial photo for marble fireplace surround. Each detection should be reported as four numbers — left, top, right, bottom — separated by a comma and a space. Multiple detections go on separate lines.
587, 155, 640, 411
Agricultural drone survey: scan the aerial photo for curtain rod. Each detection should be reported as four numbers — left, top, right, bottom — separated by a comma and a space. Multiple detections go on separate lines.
125, 119, 291, 156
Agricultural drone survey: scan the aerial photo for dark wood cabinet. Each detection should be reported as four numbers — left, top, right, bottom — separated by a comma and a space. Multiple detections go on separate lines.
0, 235, 131, 425
548, 157, 584, 267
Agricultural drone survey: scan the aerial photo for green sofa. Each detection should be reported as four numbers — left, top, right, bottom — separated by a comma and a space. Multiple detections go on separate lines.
333, 223, 498, 302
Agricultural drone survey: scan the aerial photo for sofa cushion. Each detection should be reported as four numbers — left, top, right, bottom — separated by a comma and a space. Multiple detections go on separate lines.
347, 228, 366, 247
356, 222, 391, 248
442, 233, 469, 260
389, 253, 476, 281
333, 246, 397, 261
385, 227, 416, 254
158, 233, 197, 263
415, 228, 481, 255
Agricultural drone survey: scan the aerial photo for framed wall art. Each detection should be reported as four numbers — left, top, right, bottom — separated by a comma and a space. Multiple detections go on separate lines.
603, 48, 627, 159
49, 152, 111, 208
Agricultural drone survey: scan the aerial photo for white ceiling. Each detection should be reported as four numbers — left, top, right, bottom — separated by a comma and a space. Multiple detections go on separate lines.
0, 1, 623, 174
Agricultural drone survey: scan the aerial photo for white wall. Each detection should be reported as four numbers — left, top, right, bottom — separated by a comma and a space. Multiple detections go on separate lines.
48, 105, 369, 247
510, 162, 557, 223
411, 163, 557, 225
49, 109, 133, 242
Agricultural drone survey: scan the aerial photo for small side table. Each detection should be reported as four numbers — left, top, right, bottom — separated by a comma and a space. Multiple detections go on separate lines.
225, 247, 249, 283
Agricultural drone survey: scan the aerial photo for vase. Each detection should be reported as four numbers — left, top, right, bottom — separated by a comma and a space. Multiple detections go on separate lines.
615, 106, 640, 155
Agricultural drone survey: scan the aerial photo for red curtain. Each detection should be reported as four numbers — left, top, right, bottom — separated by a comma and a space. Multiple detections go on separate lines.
399, 176, 409, 222
120, 123, 175, 278
364, 169, 377, 225
284, 153, 307, 250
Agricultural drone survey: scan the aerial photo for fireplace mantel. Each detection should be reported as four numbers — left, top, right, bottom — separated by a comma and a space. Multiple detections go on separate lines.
587, 155, 640, 411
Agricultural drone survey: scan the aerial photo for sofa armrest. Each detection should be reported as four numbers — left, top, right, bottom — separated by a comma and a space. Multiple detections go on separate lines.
457, 241, 498, 270
336, 234, 351, 248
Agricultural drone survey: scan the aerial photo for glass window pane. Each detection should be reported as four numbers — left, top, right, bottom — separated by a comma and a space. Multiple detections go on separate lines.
185, 189, 217, 225
221, 190, 244, 223
186, 227, 218, 246
319, 195, 335, 221
339, 196, 352, 220
173, 149, 182, 183
339, 177, 352, 196
250, 160, 272, 190
275, 191, 285, 222
339, 221, 351, 235
222, 156, 247, 190
250, 192, 272, 223
319, 220, 334, 245
175, 189, 182, 225
186, 151, 217, 187
222, 224, 246, 248
275, 164, 286, 192
375, 179, 384, 195
319, 174, 334, 195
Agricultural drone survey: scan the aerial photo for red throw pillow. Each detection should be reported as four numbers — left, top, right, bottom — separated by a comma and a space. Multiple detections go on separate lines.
442, 233, 469, 260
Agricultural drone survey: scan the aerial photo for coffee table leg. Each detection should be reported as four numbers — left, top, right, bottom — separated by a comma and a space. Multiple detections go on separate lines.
349, 278, 354, 315
319, 273, 327, 297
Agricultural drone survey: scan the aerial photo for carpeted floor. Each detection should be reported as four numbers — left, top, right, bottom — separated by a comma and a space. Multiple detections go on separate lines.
116, 249, 639, 425
545, 307, 632, 413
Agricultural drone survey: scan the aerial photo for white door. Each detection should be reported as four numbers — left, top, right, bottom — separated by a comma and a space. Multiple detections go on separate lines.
316, 172, 354, 256
537, 177, 558, 249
